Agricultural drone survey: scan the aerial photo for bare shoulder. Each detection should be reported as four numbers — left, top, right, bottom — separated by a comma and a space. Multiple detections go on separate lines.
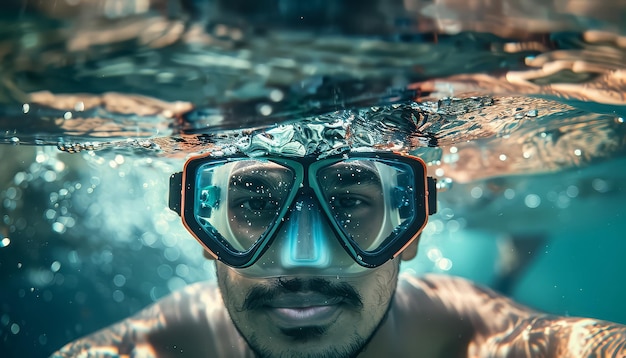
391, 273, 534, 356
396, 273, 626, 357
397, 273, 534, 323
51, 281, 252, 358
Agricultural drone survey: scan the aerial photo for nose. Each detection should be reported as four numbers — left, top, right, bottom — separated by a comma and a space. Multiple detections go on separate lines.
277, 195, 332, 269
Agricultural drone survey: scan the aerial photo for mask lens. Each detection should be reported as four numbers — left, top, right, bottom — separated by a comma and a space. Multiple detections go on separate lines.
316, 158, 418, 253
194, 159, 296, 253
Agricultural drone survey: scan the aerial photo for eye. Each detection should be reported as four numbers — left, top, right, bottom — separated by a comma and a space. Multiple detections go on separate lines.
330, 195, 366, 210
240, 197, 280, 211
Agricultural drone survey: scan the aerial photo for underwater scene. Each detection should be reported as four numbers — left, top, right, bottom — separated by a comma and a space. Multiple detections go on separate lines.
1, 0, 626, 357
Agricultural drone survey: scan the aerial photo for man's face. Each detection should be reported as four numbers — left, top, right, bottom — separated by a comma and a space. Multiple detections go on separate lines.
190, 152, 423, 355
215, 259, 400, 358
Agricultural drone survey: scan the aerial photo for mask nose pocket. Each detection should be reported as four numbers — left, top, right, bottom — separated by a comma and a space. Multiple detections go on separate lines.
280, 196, 331, 268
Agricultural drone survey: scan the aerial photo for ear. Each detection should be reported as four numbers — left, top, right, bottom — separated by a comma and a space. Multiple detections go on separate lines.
400, 234, 421, 261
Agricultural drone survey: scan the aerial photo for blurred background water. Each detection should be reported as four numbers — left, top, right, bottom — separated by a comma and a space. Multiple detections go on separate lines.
0, 0, 625, 357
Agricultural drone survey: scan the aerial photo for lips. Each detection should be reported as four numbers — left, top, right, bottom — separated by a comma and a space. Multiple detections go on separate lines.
263, 293, 344, 328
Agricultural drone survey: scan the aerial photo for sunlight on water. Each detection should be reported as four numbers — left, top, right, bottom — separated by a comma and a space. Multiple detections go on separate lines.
1, 0, 626, 356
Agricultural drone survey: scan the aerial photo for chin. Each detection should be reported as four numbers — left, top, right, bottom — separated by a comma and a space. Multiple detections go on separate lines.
253, 340, 364, 358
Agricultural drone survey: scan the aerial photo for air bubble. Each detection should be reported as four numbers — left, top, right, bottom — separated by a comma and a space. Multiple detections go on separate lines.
51, 222, 66, 233
556, 194, 570, 209
566, 185, 579, 198
524, 194, 541, 208
0, 237, 10, 248
176, 264, 190, 278
164, 246, 181, 262
446, 220, 461, 232
258, 104, 273, 116
470, 186, 483, 199
112, 290, 125, 303
439, 207, 454, 219
427, 248, 442, 262
13, 172, 26, 185
436, 258, 453, 271
43, 170, 57, 182
35, 152, 47, 163
442, 152, 459, 164
5, 187, 18, 200
157, 264, 173, 279
113, 274, 126, 287
592, 178, 609, 193
269, 89, 284, 102
167, 277, 187, 292
436, 177, 453, 191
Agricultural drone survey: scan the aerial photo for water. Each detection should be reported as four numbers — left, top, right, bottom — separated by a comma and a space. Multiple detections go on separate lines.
1, 1, 625, 357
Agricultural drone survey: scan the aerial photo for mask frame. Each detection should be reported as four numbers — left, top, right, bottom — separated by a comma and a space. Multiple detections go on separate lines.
169, 151, 437, 269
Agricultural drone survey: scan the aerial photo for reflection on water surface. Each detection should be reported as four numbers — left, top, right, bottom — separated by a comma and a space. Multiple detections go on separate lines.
1, 0, 625, 356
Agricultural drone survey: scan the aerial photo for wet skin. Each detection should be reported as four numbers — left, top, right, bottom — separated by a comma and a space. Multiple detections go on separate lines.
217, 164, 408, 358
215, 260, 400, 358
51, 267, 626, 358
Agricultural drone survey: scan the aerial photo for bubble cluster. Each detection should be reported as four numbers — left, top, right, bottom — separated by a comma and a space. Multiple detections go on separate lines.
426, 247, 453, 271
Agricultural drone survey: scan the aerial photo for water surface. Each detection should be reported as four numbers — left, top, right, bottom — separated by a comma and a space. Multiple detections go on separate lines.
1, 1, 625, 356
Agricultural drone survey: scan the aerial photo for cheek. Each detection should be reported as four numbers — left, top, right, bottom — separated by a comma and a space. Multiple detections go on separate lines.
354, 260, 400, 309
216, 264, 248, 310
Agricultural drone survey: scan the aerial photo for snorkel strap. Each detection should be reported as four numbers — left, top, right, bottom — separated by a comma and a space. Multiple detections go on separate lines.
169, 172, 183, 215
428, 177, 437, 215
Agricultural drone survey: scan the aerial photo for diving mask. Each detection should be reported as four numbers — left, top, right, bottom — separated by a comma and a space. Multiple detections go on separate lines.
169, 151, 437, 277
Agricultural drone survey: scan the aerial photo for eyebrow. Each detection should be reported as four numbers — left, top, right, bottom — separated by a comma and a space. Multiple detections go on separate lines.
229, 166, 293, 193
321, 164, 381, 189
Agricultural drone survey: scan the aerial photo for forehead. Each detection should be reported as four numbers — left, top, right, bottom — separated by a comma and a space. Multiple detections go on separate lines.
229, 158, 381, 174
226, 159, 384, 191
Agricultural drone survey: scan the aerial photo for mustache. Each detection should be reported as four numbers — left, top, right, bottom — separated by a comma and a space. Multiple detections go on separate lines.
242, 277, 363, 311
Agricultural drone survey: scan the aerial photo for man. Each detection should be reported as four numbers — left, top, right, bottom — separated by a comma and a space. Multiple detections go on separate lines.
53, 122, 626, 358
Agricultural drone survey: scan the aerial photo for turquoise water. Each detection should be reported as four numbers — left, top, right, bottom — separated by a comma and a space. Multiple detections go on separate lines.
1, 1, 626, 356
